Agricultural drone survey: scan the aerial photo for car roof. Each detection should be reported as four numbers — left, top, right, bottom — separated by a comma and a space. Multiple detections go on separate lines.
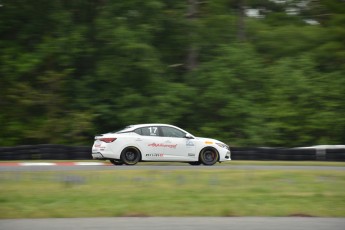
114, 124, 193, 136
126, 124, 177, 130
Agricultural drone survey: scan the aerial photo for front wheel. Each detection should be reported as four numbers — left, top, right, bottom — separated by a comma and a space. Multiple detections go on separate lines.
120, 147, 141, 165
199, 148, 219, 166
188, 161, 201, 166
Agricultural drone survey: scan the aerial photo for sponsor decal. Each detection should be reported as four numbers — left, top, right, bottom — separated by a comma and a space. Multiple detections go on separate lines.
205, 141, 214, 145
148, 143, 177, 149
146, 153, 164, 157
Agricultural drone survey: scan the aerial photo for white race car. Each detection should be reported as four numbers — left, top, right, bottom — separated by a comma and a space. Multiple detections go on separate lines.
92, 124, 231, 165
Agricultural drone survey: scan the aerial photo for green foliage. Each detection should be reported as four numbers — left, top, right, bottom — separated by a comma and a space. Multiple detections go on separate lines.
189, 44, 266, 145
0, 0, 344, 146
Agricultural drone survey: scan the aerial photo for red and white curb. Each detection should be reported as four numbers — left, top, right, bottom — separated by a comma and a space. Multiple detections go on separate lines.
0, 162, 111, 166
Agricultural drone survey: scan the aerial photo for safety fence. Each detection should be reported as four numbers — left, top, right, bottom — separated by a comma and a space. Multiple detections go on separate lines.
0, 144, 344, 161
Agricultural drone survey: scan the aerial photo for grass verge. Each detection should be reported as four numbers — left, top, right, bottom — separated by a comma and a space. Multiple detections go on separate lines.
0, 167, 344, 218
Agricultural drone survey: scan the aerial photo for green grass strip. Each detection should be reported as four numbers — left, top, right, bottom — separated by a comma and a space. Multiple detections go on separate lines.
1, 168, 344, 218
1, 160, 345, 166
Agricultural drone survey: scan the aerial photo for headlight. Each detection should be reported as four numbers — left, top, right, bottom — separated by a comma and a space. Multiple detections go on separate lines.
216, 143, 229, 150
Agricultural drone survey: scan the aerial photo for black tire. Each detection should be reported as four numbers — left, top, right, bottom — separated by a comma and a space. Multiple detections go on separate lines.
109, 159, 124, 165
120, 147, 141, 165
199, 148, 219, 166
188, 161, 201, 165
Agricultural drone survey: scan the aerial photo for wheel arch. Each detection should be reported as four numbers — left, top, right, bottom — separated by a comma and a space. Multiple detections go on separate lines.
121, 146, 142, 162
199, 146, 220, 162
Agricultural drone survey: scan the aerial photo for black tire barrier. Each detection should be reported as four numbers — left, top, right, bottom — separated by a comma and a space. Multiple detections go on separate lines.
0, 145, 344, 161
263, 148, 316, 161
231, 147, 266, 160
326, 149, 345, 161
231, 147, 345, 161
0, 144, 92, 160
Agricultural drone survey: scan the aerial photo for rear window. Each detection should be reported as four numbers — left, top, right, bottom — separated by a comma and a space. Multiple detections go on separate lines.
134, 128, 142, 135
134, 126, 159, 136
112, 126, 134, 133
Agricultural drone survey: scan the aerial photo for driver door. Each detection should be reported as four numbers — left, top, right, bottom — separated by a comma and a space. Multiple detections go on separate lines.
159, 126, 196, 161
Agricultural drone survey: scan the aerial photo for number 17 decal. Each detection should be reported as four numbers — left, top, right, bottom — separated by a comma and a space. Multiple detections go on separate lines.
149, 127, 158, 135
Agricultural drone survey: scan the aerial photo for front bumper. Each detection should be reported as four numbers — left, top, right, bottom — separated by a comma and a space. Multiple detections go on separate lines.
219, 150, 231, 161
225, 151, 231, 159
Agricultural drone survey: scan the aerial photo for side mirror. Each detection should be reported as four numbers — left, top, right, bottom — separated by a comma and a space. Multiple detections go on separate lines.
185, 134, 194, 139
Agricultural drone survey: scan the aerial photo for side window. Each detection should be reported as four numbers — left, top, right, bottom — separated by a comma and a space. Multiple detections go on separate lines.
161, 127, 185, 138
134, 128, 142, 135
140, 126, 159, 136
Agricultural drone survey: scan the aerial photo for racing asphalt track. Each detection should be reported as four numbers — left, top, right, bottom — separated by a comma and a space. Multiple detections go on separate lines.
1, 164, 344, 230
1, 163, 345, 171
1, 217, 345, 230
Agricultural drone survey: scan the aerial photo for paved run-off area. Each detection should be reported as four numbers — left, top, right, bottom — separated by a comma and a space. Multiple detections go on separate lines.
1, 217, 345, 230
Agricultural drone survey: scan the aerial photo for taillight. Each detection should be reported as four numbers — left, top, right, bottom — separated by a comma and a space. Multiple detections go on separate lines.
99, 138, 117, 143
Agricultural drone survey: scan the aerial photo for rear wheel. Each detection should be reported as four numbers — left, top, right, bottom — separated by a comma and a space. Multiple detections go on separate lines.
200, 148, 218, 166
120, 147, 141, 165
109, 159, 123, 165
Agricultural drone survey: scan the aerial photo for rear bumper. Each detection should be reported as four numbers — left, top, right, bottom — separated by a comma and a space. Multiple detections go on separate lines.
92, 152, 105, 159
92, 146, 120, 160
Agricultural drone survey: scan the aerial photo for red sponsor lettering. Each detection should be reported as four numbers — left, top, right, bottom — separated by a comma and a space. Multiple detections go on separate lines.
148, 143, 177, 149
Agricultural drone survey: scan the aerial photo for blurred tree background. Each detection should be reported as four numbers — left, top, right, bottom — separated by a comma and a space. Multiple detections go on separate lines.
0, 0, 344, 147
